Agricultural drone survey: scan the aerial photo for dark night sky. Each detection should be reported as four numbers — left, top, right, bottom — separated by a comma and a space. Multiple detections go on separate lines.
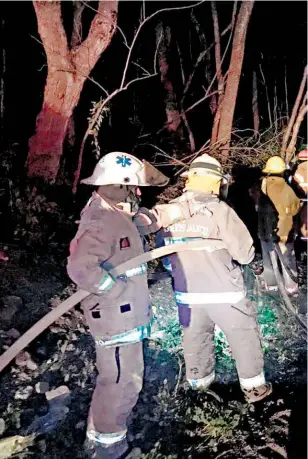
0, 0, 306, 172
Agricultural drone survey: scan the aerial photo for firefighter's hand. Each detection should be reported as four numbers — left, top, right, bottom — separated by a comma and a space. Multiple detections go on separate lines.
133, 207, 160, 236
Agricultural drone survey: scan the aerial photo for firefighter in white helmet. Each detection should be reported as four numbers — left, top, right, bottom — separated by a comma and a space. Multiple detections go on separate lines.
67, 152, 168, 459
134, 154, 272, 403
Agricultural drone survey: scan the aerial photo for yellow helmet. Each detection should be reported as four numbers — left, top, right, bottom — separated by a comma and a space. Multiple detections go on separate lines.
181, 154, 223, 195
181, 154, 223, 179
262, 156, 286, 174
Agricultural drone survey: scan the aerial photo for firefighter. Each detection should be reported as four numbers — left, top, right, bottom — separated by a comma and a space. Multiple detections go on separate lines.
293, 147, 308, 241
67, 152, 168, 459
134, 154, 272, 403
259, 156, 301, 293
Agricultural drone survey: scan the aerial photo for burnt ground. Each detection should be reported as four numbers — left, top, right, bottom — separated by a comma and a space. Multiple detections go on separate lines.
0, 241, 306, 459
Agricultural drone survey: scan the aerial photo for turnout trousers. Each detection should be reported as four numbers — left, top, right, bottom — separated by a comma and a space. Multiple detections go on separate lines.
178, 299, 265, 389
87, 341, 144, 435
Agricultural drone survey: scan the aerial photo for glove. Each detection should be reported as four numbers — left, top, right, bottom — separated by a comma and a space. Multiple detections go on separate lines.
133, 207, 160, 236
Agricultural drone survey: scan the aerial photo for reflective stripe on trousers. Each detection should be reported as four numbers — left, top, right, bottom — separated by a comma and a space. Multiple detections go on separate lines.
95, 320, 152, 348
87, 429, 127, 445
175, 290, 246, 305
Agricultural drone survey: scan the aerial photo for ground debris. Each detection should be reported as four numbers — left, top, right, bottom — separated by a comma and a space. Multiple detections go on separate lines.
0, 434, 35, 459
15, 351, 38, 371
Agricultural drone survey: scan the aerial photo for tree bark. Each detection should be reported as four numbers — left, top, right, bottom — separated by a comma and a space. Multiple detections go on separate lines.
210, 1, 223, 145
156, 22, 182, 134
285, 96, 308, 163
27, 0, 118, 181
281, 65, 307, 157
252, 70, 259, 134
214, 0, 254, 160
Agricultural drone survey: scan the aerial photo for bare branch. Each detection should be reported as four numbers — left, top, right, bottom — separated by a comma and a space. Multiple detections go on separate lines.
73, 71, 157, 193
183, 10, 234, 101
211, 2, 222, 85
259, 63, 272, 126
117, 25, 129, 48
284, 64, 289, 120
132, 61, 151, 76
185, 90, 219, 114
120, 0, 205, 89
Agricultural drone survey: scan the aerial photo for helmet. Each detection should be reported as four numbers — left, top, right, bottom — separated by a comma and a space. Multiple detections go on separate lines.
298, 148, 308, 161
262, 156, 286, 174
181, 154, 223, 179
80, 152, 169, 187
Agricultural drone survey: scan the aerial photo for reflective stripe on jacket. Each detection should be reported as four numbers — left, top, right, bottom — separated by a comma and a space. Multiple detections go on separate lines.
150, 191, 254, 305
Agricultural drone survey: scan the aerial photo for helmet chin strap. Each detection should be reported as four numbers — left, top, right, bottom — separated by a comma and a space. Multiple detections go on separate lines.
125, 187, 141, 212
98, 185, 141, 212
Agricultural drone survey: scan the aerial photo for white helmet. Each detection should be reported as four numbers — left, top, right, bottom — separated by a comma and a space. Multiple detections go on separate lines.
80, 152, 169, 187
181, 154, 223, 179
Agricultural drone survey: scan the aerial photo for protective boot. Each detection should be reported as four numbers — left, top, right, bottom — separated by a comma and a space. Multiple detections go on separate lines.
187, 372, 216, 390
84, 437, 129, 459
241, 383, 273, 403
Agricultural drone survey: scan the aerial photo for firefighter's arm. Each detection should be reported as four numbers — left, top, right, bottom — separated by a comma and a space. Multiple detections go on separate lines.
67, 228, 125, 296
217, 202, 255, 265
133, 202, 191, 236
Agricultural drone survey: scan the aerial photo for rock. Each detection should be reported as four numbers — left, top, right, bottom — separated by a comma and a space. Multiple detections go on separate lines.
7, 328, 21, 340
15, 386, 33, 400
0, 418, 5, 435
46, 385, 70, 402
15, 351, 38, 371
35, 382, 50, 394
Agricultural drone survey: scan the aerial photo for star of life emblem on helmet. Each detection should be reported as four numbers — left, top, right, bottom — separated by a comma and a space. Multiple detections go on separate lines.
116, 155, 132, 167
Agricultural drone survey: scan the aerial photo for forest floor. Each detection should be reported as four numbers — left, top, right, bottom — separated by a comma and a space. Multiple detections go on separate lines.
0, 241, 306, 459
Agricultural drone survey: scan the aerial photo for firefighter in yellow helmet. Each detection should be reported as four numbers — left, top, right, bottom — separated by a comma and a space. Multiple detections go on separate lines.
134, 154, 272, 403
291, 147, 308, 241
258, 155, 301, 293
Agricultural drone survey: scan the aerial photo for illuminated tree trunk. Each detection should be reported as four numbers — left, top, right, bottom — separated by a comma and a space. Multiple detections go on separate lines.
27, 0, 118, 181
214, 0, 254, 160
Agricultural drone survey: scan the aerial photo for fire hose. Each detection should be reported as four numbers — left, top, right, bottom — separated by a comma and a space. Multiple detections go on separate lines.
269, 249, 307, 332
0, 239, 226, 373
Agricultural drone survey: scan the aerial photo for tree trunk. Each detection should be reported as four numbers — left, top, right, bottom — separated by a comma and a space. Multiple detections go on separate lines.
285, 97, 308, 163
281, 65, 307, 157
27, 0, 118, 181
210, 1, 223, 145
156, 22, 182, 134
252, 70, 259, 134
214, 0, 254, 160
